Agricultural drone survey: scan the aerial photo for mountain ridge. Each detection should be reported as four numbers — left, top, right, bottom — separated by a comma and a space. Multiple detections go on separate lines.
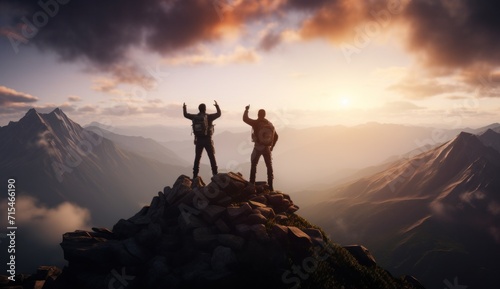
302, 129, 500, 289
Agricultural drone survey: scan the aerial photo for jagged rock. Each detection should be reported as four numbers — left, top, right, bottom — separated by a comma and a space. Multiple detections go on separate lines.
51, 173, 423, 289
254, 207, 275, 218
113, 219, 141, 239
250, 195, 267, 204
191, 176, 206, 189
211, 246, 237, 272
123, 238, 150, 263
214, 218, 231, 233
216, 234, 245, 250
145, 256, 171, 289
251, 224, 270, 242
201, 205, 226, 223
343, 245, 377, 267
286, 204, 300, 213
178, 213, 206, 232
227, 203, 252, 219
248, 200, 266, 208
270, 224, 288, 243
167, 175, 192, 204
274, 213, 288, 222
404, 275, 426, 289
303, 228, 324, 246
135, 223, 162, 247
287, 226, 313, 247
244, 213, 267, 225
91, 227, 115, 238
235, 224, 252, 238
128, 206, 151, 225
266, 193, 284, 206
192, 227, 216, 246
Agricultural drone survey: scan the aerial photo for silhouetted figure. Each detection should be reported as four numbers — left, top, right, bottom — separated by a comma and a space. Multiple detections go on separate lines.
243, 105, 278, 191
183, 101, 221, 179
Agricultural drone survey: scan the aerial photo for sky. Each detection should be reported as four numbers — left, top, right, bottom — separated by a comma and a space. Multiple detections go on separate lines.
1, 0, 500, 130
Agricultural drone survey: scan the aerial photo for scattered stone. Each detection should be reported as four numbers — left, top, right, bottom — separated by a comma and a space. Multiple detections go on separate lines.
201, 205, 226, 223
303, 228, 324, 246
254, 207, 275, 218
343, 245, 377, 267
211, 246, 237, 272
271, 224, 289, 243
49, 173, 418, 289
274, 214, 288, 222
251, 224, 270, 242
287, 226, 313, 247
191, 176, 206, 189
113, 219, 141, 239
214, 218, 231, 233
192, 227, 216, 246
250, 195, 267, 204
244, 213, 267, 225
227, 203, 252, 219
248, 200, 266, 208
216, 234, 245, 250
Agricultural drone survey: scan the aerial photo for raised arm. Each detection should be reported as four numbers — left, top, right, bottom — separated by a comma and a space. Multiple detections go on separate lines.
243, 105, 256, 126
210, 100, 221, 120
183, 103, 195, 120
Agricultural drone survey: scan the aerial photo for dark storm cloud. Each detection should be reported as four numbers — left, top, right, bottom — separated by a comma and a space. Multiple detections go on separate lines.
2, 0, 500, 75
402, 0, 500, 68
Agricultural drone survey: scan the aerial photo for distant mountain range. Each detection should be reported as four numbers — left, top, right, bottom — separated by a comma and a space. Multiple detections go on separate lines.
0, 108, 190, 271
302, 129, 500, 289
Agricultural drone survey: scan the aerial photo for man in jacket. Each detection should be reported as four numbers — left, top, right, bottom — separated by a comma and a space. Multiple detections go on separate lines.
243, 105, 278, 191
183, 100, 221, 179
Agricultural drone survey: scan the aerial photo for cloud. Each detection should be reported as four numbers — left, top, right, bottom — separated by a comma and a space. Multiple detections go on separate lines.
164, 45, 260, 66
3, 0, 500, 83
67, 95, 81, 102
1, 195, 91, 244
0, 86, 38, 106
388, 78, 458, 99
401, 1, 500, 69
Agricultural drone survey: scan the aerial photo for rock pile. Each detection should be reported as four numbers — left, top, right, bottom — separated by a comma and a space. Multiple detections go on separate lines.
54, 173, 326, 289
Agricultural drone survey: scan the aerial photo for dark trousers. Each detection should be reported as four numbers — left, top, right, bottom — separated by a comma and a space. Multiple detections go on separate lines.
250, 145, 273, 189
193, 137, 218, 177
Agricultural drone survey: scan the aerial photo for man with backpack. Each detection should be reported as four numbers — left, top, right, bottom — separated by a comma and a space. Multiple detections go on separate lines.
243, 105, 278, 191
183, 100, 221, 179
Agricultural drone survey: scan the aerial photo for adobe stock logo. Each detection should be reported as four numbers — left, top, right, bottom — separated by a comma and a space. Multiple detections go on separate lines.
6, 0, 72, 54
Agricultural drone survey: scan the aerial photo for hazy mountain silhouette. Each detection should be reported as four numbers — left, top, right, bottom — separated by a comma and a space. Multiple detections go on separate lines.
84, 125, 188, 167
303, 131, 500, 289
162, 123, 497, 195
0, 108, 189, 271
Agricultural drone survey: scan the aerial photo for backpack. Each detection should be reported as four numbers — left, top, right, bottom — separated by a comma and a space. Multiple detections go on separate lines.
252, 120, 275, 146
192, 114, 209, 137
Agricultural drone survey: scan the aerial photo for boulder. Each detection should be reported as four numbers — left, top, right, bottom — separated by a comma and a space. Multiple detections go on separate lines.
226, 203, 252, 219
303, 228, 324, 246
211, 246, 237, 272
251, 224, 270, 242
113, 218, 143, 239
343, 245, 377, 267
216, 234, 245, 250
287, 226, 313, 247
244, 213, 267, 225
201, 205, 226, 223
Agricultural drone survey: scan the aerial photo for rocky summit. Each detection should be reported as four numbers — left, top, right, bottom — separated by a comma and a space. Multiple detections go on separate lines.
1, 172, 424, 289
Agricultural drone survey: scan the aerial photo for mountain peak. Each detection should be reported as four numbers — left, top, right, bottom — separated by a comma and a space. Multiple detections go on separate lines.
50, 173, 423, 289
